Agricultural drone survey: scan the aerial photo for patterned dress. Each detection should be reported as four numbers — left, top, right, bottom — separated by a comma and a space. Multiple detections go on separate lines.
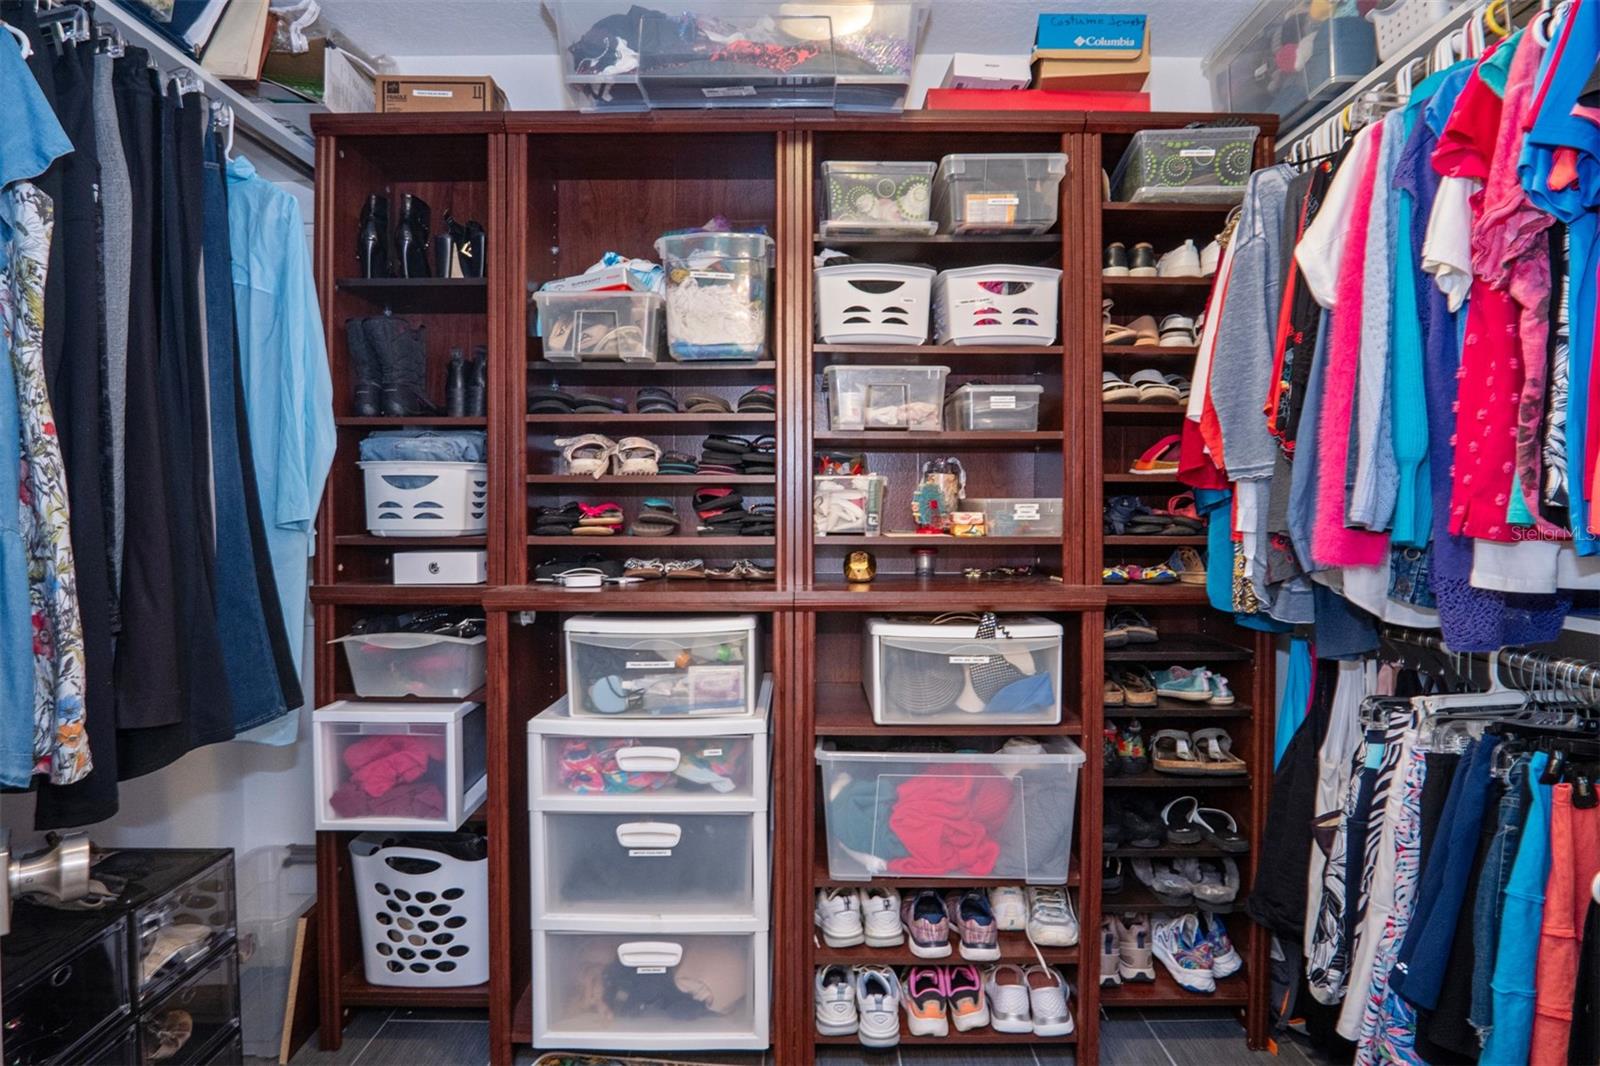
1, 182, 89, 784
1357, 738, 1429, 1065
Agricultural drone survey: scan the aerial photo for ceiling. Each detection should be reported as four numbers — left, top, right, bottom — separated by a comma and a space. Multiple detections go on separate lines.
316, 0, 1265, 61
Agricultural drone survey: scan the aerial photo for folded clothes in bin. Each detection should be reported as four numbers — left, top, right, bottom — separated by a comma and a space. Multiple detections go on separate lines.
359, 429, 488, 463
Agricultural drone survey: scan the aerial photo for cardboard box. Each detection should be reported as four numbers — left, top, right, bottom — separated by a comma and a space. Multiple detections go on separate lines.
1032, 13, 1150, 93
376, 75, 507, 114
925, 88, 1150, 112
942, 54, 1032, 91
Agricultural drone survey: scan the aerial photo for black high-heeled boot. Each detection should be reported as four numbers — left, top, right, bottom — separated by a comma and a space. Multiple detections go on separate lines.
445, 347, 468, 417
465, 344, 488, 417
357, 193, 390, 278
396, 193, 432, 278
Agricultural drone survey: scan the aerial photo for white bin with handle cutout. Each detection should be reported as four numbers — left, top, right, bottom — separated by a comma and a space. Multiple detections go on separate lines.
350, 833, 488, 987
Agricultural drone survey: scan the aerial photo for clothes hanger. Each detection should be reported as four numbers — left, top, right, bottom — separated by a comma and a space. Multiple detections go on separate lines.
1, 16, 31, 59
212, 101, 235, 161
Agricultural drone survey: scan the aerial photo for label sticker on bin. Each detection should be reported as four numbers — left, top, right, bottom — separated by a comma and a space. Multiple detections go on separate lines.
949, 655, 995, 664
636, 966, 668, 974
990, 395, 1018, 409
1013, 503, 1042, 520
1180, 148, 1218, 161
628, 848, 673, 857
626, 660, 676, 670
965, 194, 1020, 224
703, 86, 756, 98
691, 270, 737, 281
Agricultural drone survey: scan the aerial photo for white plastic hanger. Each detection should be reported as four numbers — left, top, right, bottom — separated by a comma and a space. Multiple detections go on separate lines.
2, 18, 31, 59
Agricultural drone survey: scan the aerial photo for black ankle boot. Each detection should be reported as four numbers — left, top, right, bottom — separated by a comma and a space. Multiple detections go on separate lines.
465, 344, 488, 417
345, 317, 382, 416
357, 193, 391, 278
445, 347, 468, 417
362, 314, 435, 416
396, 193, 432, 278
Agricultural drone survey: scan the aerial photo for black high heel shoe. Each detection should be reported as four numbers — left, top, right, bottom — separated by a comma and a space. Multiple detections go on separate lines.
395, 193, 432, 278
357, 193, 391, 278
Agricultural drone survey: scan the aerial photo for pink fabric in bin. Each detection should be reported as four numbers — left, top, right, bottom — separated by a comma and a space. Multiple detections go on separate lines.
342, 734, 447, 797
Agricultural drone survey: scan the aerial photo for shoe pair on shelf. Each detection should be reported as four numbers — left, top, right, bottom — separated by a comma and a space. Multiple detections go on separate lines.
1106, 796, 1250, 852
345, 315, 436, 417
357, 192, 485, 279
444, 346, 488, 417
1099, 911, 1239, 992
1121, 855, 1242, 909
1102, 368, 1191, 405
1103, 239, 1220, 279
1104, 493, 1204, 537
1102, 305, 1203, 348
814, 963, 1073, 1044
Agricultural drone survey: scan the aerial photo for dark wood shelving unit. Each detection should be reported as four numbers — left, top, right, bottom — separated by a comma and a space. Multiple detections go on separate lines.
310, 108, 1277, 1066
1104, 770, 1251, 788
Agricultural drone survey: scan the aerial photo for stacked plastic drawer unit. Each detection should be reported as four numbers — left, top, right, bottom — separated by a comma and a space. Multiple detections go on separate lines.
526, 615, 772, 1052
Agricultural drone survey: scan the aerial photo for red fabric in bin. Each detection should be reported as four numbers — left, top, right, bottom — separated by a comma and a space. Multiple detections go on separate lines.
887, 773, 1014, 876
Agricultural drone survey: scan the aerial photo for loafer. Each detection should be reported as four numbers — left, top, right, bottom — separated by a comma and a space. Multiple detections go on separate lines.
1103, 241, 1130, 276
1128, 241, 1157, 277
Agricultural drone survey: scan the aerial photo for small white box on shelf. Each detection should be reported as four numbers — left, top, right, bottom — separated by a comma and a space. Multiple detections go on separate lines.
393, 550, 488, 585
861, 615, 1064, 725
942, 54, 1032, 90
333, 631, 487, 699
313, 700, 488, 831
564, 615, 761, 717
359, 461, 488, 537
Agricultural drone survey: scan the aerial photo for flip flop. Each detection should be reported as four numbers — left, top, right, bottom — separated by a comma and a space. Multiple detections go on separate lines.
737, 385, 777, 412
634, 387, 679, 414
1151, 730, 1208, 776
1192, 728, 1248, 775
1102, 371, 1140, 403
1189, 806, 1249, 852
628, 499, 680, 537
527, 387, 579, 414
1160, 796, 1203, 844
683, 392, 733, 413
1129, 435, 1180, 476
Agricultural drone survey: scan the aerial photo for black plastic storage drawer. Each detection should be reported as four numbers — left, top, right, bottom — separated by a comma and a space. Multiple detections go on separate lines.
2, 916, 131, 1065
137, 949, 240, 1066
89, 849, 236, 1004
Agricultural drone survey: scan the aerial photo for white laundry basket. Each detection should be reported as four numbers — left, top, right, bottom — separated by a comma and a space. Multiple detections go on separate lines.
359, 461, 488, 537
1368, 0, 1455, 60
350, 834, 489, 987
815, 263, 936, 344
933, 265, 1062, 346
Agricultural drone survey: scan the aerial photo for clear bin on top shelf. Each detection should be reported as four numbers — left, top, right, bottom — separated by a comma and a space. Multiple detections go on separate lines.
655, 231, 774, 360
1203, 0, 1376, 128
821, 161, 936, 235
1110, 127, 1261, 204
818, 0, 926, 112
932, 153, 1068, 235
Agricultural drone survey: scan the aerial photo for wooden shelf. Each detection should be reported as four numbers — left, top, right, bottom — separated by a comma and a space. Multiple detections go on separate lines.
1104, 584, 1212, 605
796, 576, 1101, 611
815, 343, 1063, 361
486, 583, 786, 611
311, 583, 487, 605
336, 415, 488, 427
814, 682, 1081, 737
1105, 770, 1250, 789
1104, 697, 1251, 719
1104, 635, 1251, 661
1103, 472, 1183, 484
816, 430, 1062, 449
1100, 966, 1247, 1007
1103, 276, 1213, 294
1101, 202, 1238, 217
528, 359, 778, 373
815, 535, 1062, 547
334, 534, 487, 547
527, 412, 776, 427
1106, 843, 1248, 859
1103, 403, 1187, 420
815, 1021, 1077, 1046
814, 233, 1060, 248
526, 535, 776, 547
814, 930, 1079, 967
1102, 882, 1242, 914
339, 967, 490, 1008
526, 474, 776, 485
336, 276, 487, 312
1103, 535, 1207, 546
1103, 344, 1198, 358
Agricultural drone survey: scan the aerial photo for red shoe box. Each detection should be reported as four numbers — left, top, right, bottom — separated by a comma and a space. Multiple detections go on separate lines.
923, 88, 1151, 112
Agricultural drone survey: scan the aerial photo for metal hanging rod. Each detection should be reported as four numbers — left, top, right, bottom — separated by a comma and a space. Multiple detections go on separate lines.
1381, 624, 1600, 702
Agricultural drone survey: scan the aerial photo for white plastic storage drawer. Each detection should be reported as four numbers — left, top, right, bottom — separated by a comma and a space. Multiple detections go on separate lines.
932, 153, 1067, 234
817, 737, 1084, 883
564, 615, 761, 717
527, 684, 771, 810
532, 811, 767, 924
862, 615, 1064, 725
532, 929, 768, 1050
531, 290, 664, 363
312, 701, 488, 831
815, 263, 936, 345
945, 383, 1043, 431
332, 632, 487, 699
823, 364, 949, 432
820, 161, 936, 234
358, 461, 488, 538
934, 265, 1061, 346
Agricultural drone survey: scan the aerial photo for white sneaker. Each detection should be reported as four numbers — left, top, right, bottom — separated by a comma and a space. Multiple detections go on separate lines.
815, 887, 865, 948
1024, 965, 1075, 1037
1156, 239, 1203, 278
858, 886, 904, 947
1026, 887, 1079, 947
1200, 911, 1243, 979
1152, 913, 1216, 993
990, 886, 1027, 932
814, 965, 858, 1036
1200, 239, 1221, 277
985, 963, 1034, 1033
854, 966, 902, 1048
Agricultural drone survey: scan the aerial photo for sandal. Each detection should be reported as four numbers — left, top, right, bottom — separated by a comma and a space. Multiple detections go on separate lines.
1102, 371, 1139, 403
1103, 675, 1126, 706
1103, 495, 1153, 535
527, 387, 578, 414
612, 437, 662, 476
1151, 730, 1208, 776
1189, 806, 1249, 852
1129, 434, 1181, 476
737, 385, 777, 412
1120, 805, 1163, 849
1191, 728, 1248, 775
623, 557, 667, 579
659, 450, 699, 475
629, 498, 680, 537
663, 559, 707, 580
634, 387, 679, 414
1132, 859, 1194, 905
571, 392, 628, 414
554, 434, 618, 478
1115, 670, 1157, 707
1164, 373, 1192, 402
573, 502, 623, 536
1177, 548, 1208, 585
1106, 608, 1158, 644
1130, 315, 1160, 347
1103, 615, 1129, 648
683, 392, 733, 413
1130, 368, 1182, 404
1160, 795, 1202, 844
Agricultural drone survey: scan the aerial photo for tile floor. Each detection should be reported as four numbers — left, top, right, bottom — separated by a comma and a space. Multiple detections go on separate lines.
281, 1007, 1323, 1066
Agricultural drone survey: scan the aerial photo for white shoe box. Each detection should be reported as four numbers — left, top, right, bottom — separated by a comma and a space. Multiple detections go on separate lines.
393, 549, 487, 584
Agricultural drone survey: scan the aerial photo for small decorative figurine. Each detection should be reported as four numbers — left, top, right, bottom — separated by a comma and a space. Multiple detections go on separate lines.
844, 550, 877, 584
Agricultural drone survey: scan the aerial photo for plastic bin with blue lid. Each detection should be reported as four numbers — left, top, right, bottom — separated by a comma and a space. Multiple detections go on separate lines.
654, 231, 775, 360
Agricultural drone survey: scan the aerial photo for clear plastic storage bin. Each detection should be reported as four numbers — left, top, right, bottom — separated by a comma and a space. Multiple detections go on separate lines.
815, 263, 936, 344
526, 685, 772, 809
861, 615, 1064, 725
932, 153, 1067, 235
1111, 127, 1261, 204
823, 364, 949, 431
564, 616, 762, 717
637, 10, 837, 109
532, 811, 768, 923
934, 265, 1061, 346
359, 461, 488, 538
959, 497, 1064, 537
945, 383, 1043, 431
820, 161, 936, 234
825, 1, 926, 112
817, 737, 1084, 883
237, 847, 314, 1059
532, 930, 768, 1050
332, 632, 487, 699
814, 474, 886, 536
313, 701, 488, 831
139, 949, 239, 1066
531, 290, 664, 363
1205, 0, 1377, 125
654, 232, 774, 360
